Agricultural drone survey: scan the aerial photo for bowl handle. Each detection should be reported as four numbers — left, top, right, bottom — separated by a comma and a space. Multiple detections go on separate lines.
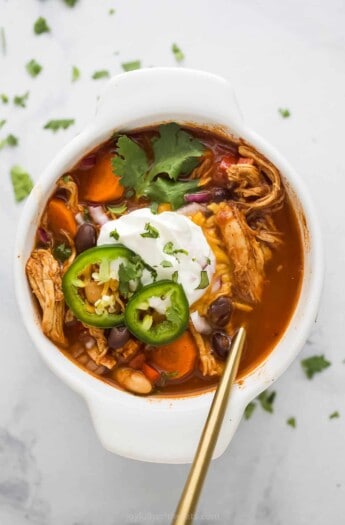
92, 68, 243, 134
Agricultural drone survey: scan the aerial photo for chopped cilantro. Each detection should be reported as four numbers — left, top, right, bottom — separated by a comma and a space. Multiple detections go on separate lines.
1, 94, 8, 104
258, 390, 276, 413
43, 119, 75, 131
110, 229, 120, 240
161, 260, 173, 268
141, 222, 160, 239
0, 119, 6, 129
150, 202, 159, 214
34, 17, 50, 35
64, 0, 78, 6
195, 270, 209, 290
109, 8, 116, 15
278, 108, 290, 118
53, 243, 72, 262
122, 60, 141, 72
10, 165, 34, 202
329, 411, 340, 419
72, 66, 80, 82
14, 92, 29, 108
92, 70, 110, 80
172, 43, 184, 62
244, 402, 256, 420
0, 134, 19, 149
301, 355, 331, 379
166, 303, 183, 325
118, 255, 145, 297
26, 59, 42, 78
171, 271, 178, 283
1, 27, 6, 56
287, 417, 296, 428
107, 203, 127, 215
163, 241, 188, 257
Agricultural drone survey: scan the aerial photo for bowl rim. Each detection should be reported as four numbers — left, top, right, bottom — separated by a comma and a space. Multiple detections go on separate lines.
14, 67, 324, 412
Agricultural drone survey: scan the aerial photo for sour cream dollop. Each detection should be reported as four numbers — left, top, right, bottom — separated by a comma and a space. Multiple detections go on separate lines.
97, 208, 215, 305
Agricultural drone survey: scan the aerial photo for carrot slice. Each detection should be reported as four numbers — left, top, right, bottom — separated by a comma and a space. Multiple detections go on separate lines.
149, 331, 198, 380
47, 198, 77, 237
142, 363, 161, 384
79, 151, 124, 203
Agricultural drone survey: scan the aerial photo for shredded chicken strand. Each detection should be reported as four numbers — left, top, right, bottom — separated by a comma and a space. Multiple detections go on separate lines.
191, 150, 214, 186
26, 249, 67, 345
72, 347, 107, 374
189, 322, 224, 377
57, 177, 81, 214
115, 339, 141, 362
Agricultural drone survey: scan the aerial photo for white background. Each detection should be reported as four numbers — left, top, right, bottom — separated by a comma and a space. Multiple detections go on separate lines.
0, 0, 344, 524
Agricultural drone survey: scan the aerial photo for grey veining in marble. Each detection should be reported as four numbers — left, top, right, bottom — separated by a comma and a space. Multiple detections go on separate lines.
1, 0, 345, 523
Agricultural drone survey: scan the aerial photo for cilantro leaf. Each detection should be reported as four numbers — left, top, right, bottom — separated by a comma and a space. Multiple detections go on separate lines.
34, 17, 50, 35
64, 0, 78, 6
141, 223, 160, 239
244, 402, 256, 420
0, 119, 6, 129
166, 303, 183, 326
149, 123, 204, 180
329, 411, 340, 419
14, 92, 29, 108
161, 260, 173, 268
1, 94, 8, 104
53, 243, 72, 262
278, 108, 290, 118
171, 270, 178, 283
172, 43, 184, 62
72, 66, 80, 82
107, 203, 127, 215
287, 417, 296, 428
118, 255, 145, 297
112, 135, 148, 190
0, 134, 18, 149
122, 60, 141, 72
10, 165, 34, 202
26, 59, 42, 78
195, 270, 209, 290
150, 202, 159, 214
92, 70, 110, 80
43, 119, 75, 131
258, 390, 276, 413
301, 355, 331, 379
110, 229, 120, 240
163, 241, 188, 257
144, 177, 198, 210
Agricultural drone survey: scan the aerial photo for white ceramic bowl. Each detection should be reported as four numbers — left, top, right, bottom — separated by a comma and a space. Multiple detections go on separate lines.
15, 68, 323, 464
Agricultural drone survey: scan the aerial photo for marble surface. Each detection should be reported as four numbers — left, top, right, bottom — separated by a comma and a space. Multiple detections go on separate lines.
1, 0, 344, 523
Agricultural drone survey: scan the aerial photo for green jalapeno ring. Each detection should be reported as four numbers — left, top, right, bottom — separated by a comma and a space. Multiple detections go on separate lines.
124, 280, 189, 345
62, 245, 134, 328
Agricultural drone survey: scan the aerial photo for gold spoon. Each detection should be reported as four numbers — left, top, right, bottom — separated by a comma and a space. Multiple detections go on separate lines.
172, 327, 246, 525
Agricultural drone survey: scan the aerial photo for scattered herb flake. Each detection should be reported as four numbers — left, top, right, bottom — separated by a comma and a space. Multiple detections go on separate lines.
72, 66, 80, 82
26, 59, 42, 78
107, 203, 127, 215
0, 27, 6, 56
329, 411, 340, 419
150, 202, 159, 214
0, 119, 6, 129
196, 270, 209, 290
301, 355, 331, 379
92, 70, 110, 80
244, 402, 256, 420
64, 0, 78, 6
110, 229, 120, 240
1, 94, 8, 104
287, 417, 296, 428
172, 43, 184, 62
109, 8, 116, 15
10, 165, 34, 202
34, 17, 50, 35
141, 222, 160, 239
171, 270, 178, 283
6, 134, 19, 147
258, 390, 276, 413
14, 92, 29, 108
53, 243, 72, 262
122, 60, 141, 72
118, 255, 145, 297
43, 119, 75, 131
161, 260, 173, 268
278, 108, 290, 118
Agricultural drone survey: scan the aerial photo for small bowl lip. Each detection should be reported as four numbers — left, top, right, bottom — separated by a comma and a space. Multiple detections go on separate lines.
14, 67, 324, 412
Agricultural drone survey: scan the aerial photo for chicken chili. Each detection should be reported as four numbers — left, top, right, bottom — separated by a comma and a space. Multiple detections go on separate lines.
26, 123, 303, 396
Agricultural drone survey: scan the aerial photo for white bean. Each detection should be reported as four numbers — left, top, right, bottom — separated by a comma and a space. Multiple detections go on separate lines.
114, 367, 152, 395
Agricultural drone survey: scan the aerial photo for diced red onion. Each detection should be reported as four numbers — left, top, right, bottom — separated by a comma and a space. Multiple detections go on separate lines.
78, 154, 97, 170
75, 212, 85, 225
88, 205, 109, 225
37, 227, 51, 245
184, 191, 211, 204
190, 311, 212, 335
83, 336, 96, 350
177, 202, 206, 216
211, 277, 222, 293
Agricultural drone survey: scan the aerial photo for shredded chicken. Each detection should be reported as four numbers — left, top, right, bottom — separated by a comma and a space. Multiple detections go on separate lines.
26, 249, 67, 345
115, 339, 141, 362
61, 230, 77, 270
81, 324, 116, 369
189, 322, 224, 377
190, 150, 215, 186
215, 203, 267, 304
71, 347, 107, 375
57, 176, 80, 214
226, 144, 284, 214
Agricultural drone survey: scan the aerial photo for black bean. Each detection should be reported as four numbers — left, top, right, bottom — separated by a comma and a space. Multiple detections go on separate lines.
108, 326, 130, 350
211, 331, 232, 360
75, 223, 97, 254
207, 296, 233, 327
212, 187, 232, 202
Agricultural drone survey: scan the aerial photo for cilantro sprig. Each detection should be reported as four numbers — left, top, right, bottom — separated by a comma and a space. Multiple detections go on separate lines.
10, 165, 34, 202
301, 355, 331, 379
43, 119, 75, 131
112, 123, 204, 209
